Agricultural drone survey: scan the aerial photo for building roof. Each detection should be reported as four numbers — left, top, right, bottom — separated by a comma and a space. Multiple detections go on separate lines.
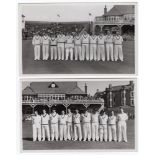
104, 5, 135, 16
22, 82, 86, 95
22, 86, 36, 95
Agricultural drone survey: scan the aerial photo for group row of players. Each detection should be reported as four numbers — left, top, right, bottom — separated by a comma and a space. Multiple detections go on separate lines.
32, 31, 124, 61
31, 107, 128, 143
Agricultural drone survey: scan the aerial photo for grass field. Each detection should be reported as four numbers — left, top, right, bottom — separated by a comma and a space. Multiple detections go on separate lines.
22, 120, 135, 150
22, 40, 135, 74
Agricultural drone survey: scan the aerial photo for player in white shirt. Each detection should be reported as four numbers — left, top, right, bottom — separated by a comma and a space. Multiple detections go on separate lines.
42, 33, 50, 60
57, 32, 65, 60
50, 34, 57, 60
117, 107, 128, 142
32, 32, 42, 60
50, 109, 59, 141
99, 111, 108, 142
31, 110, 41, 141
59, 110, 67, 141
81, 31, 90, 61
97, 33, 106, 61
74, 33, 82, 61
90, 34, 97, 61
108, 111, 117, 142
81, 110, 91, 141
65, 33, 74, 60
105, 30, 114, 61
66, 108, 73, 140
113, 31, 124, 61
41, 109, 50, 141
73, 109, 82, 141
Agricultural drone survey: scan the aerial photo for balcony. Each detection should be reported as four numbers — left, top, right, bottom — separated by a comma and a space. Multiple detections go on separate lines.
22, 99, 104, 105
94, 17, 135, 25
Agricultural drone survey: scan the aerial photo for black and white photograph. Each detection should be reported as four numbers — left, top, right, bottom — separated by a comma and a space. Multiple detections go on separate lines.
20, 3, 137, 75
21, 79, 136, 151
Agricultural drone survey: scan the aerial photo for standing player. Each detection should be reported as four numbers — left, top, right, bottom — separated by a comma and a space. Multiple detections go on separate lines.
81, 31, 90, 61
113, 31, 124, 61
32, 32, 42, 60
99, 111, 108, 142
41, 109, 50, 141
105, 30, 114, 61
90, 33, 97, 61
74, 33, 82, 61
65, 33, 74, 60
59, 110, 67, 141
57, 32, 65, 60
97, 33, 106, 61
82, 109, 91, 141
50, 33, 57, 60
108, 111, 117, 142
42, 32, 50, 60
66, 108, 73, 140
50, 108, 59, 141
117, 107, 128, 142
73, 109, 82, 141
31, 110, 41, 142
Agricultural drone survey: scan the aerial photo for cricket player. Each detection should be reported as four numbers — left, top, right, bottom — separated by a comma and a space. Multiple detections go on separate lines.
117, 107, 128, 142
50, 108, 59, 141
105, 30, 114, 61
81, 31, 90, 61
97, 33, 106, 61
73, 109, 82, 141
90, 34, 97, 61
57, 32, 65, 60
66, 108, 73, 140
65, 33, 74, 60
108, 111, 117, 142
74, 33, 82, 61
31, 110, 41, 141
42, 33, 50, 60
41, 109, 50, 141
113, 31, 124, 61
59, 110, 67, 141
99, 111, 108, 142
32, 32, 42, 60
50, 34, 57, 60
82, 110, 91, 141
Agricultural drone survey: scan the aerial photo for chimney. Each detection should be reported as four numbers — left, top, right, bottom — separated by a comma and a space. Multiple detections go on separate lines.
85, 83, 87, 94
104, 5, 107, 15
109, 84, 112, 89
96, 89, 99, 93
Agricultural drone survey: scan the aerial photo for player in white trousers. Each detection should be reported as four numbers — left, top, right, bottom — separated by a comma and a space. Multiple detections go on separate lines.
90, 34, 97, 61
82, 110, 91, 141
57, 33, 65, 60
73, 109, 82, 141
50, 109, 59, 141
99, 111, 108, 142
117, 107, 128, 142
31, 110, 41, 141
65, 33, 74, 60
81, 31, 90, 61
97, 33, 106, 61
42, 33, 50, 60
66, 109, 73, 140
74, 33, 82, 61
91, 110, 99, 141
108, 111, 117, 142
59, 110, 67, 141
50, 34, 57, 60
113, 31, 124, 61
32, 32, 42, 60
41, 109, 50, 141
105, 31, 114, 61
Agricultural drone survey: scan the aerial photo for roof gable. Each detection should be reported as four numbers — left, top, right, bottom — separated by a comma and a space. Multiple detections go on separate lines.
22, 86, 36, 95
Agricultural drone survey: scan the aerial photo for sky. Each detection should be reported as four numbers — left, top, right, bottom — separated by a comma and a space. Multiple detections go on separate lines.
20, 3, 113, 22
22, 81, 131, 96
